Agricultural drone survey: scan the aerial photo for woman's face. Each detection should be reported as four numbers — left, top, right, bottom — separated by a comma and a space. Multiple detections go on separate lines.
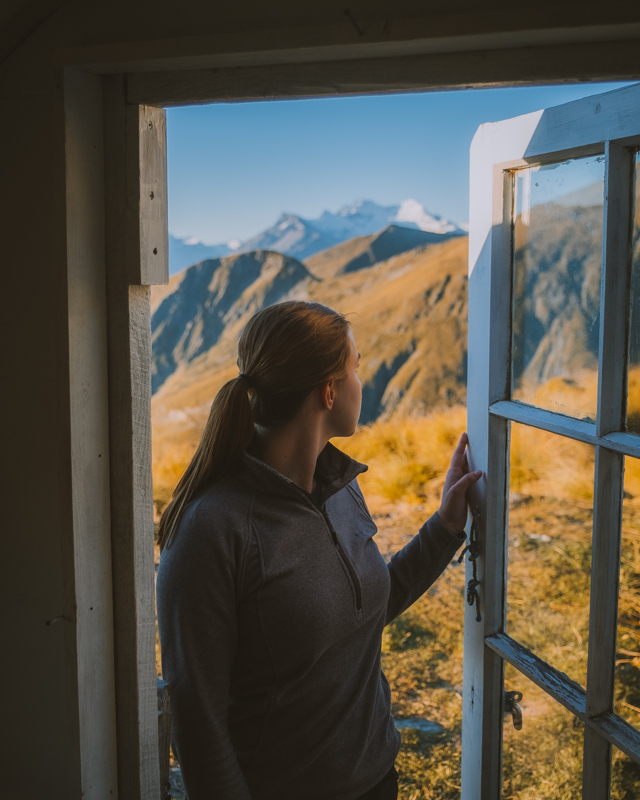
329, 330, 362, 438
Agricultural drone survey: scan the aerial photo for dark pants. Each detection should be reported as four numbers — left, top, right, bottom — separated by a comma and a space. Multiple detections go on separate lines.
354, 766, 399, 800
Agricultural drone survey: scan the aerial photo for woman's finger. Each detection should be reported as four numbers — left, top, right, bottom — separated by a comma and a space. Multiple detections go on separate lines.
449, 469, 482, 496
449, 433, 468, 468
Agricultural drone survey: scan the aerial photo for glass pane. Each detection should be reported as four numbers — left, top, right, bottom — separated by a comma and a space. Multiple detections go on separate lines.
615, 456, 640, 729
612, 745, 640, 798
503, 663, 583, 797
511, 155, 605, 420
508, 422, 593, 687
626, 152, 640, 434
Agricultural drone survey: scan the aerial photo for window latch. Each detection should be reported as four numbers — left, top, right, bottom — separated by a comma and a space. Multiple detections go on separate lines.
504, 690, 523, 730
458, 505, 482, 621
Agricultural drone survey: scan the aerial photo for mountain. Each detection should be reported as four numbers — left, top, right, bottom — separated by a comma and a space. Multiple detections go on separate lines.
237, 199, 464, 262
305, 224, 461, 279
152, 184, 629, 485
152, 250, 316, 392
237, 213, 335, 262
151, 236, 469, 458
169, 234, 233, 274
169, 199, 465, 273
512, 201, 603, 397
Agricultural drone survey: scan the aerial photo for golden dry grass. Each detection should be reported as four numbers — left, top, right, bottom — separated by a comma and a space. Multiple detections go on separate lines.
335, 406, 467, 514
153, 375, 640, 797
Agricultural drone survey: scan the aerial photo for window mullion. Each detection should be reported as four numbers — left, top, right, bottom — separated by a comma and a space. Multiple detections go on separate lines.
476, 166, 515, 799
583, 725, 612, 800
583, 140, 634, 799
583, 445, 623, 799
587, 446, 624, 716
596, 140, 634, 438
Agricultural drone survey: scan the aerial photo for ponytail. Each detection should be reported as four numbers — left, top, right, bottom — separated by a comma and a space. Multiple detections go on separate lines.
157, 374, 255, 549
158, 301, 351, 550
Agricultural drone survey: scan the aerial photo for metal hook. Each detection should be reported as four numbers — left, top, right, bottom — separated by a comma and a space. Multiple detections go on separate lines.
505, 690, 523, 730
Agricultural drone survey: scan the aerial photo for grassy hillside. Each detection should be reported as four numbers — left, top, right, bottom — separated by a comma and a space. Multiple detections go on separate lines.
305, 225, 460, 279
151, 235, 469, 507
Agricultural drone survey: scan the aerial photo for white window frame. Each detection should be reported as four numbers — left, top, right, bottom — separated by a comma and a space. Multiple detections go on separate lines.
463, 82, 640, 800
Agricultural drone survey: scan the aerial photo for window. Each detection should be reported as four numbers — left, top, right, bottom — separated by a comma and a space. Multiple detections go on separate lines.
465, 83, 640, 797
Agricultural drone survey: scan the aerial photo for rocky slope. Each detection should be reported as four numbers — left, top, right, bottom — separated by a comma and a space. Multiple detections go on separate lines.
153, 190, 613, 458
151, 236, 469, 455
151, 250, 316, 393
512, 202, 603, 392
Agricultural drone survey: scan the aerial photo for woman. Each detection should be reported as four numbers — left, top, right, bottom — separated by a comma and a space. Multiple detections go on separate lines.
156, 301, 481, 800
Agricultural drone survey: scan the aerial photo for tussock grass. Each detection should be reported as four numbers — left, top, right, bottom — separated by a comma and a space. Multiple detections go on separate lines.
335, 406, 467, 514
153, 441, 195, 512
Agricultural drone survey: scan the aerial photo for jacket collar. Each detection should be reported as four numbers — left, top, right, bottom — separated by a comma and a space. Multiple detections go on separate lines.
240, 441, 368, 505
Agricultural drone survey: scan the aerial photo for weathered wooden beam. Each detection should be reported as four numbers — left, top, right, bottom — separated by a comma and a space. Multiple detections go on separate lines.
490, 400, 640, 459
587, 447, 624, 714
597, 141, 635, 438
127, 39, 640, 107
486, 633, 640, 764
103, 73, 163, 800
582, 725, 612, 800
136, 105, 168, 286
487, 633, 588, 716
582, 139, 634, 800
56, 6, 640, 75
63, 65, 119, 798
583, 444, 623, 799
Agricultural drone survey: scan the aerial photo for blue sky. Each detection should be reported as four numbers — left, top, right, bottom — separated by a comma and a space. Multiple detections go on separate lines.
167, 82, 633, 245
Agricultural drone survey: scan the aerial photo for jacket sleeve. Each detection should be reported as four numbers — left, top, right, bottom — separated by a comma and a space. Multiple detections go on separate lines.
385, 511, 466, 625
156, 496, 254, 800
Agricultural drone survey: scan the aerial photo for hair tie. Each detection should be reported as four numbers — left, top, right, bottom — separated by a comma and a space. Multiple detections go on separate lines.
239, 372, 253, 386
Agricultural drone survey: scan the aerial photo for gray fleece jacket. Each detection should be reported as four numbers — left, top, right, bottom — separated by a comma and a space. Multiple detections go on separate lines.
156, 443, 465, 800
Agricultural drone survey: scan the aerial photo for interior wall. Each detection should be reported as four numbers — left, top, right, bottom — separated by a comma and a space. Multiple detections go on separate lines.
0, 40, 117, 800
1, 1, 640, 798
0, 53, 82, 800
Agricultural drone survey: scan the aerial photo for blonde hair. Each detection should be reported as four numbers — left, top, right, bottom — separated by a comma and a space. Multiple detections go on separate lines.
158, 301, 351, 549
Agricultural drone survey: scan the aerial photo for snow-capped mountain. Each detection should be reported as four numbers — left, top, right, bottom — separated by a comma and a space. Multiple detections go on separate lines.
237, 199, 463, 262
316, 198, 460, 239
169, 199, 464, 274
238, 214, 334, 261
393, 199, 461, 235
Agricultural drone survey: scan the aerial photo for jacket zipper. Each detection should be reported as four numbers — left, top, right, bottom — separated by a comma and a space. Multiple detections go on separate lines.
321, 507, 363, 612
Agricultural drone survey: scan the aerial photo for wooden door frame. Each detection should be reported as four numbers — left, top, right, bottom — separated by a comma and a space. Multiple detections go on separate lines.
60, 36, 640, 799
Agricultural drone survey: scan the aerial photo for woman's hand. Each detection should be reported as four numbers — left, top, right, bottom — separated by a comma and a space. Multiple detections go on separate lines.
437, 432, 482, 534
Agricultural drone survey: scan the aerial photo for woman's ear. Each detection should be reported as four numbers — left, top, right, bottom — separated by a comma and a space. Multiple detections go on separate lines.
320, 381, 336, 411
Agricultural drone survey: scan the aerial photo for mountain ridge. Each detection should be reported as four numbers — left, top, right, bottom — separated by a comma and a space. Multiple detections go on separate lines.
152, 250, 316, 393
305, 224, 462, 279
169, 198, 464, 274
153, 190, 612, 465
151, 235, 470, 467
